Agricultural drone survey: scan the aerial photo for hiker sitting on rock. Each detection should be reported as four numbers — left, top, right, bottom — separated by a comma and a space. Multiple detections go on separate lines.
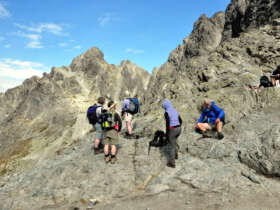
103, 101, 122, 164
270, 65, 280, 87
162, 100, 182, 168
195, 98, 225, 140
93, 96, 106, 154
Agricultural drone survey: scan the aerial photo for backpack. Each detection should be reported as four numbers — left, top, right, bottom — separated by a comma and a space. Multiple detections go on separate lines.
148, 130, 168, 155
127, 98, 139, 114
260, 76, 272, 88
101, 111, 114, 130
87, 105, 101, 125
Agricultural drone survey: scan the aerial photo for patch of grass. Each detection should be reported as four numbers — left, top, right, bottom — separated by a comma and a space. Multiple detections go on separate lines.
0, 138, 32, 176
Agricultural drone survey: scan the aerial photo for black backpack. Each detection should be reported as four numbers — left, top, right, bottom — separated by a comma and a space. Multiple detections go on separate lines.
260, 76, 272, 88
148, 130, 168, 155
87, 105, 101, 125
101, 111, 114, 130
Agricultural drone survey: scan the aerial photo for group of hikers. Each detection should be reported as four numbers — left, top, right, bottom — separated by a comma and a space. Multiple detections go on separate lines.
87, 96, 225, 168
86, 64, 280, 168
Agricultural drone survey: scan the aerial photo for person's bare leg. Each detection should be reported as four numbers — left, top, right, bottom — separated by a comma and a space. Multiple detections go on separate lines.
104, 144, 109, 155
272, 78, 276, 86
111, 145, 117, 156
216, 121, 223, 133
94, 138, 100, 149
104, 144, 110, 163
197, 123, 211, 132
126, 121, 132, 135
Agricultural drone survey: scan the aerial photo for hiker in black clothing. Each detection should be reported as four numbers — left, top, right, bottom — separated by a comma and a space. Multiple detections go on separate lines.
270, 65, 280, 87
162, 100, 182, 168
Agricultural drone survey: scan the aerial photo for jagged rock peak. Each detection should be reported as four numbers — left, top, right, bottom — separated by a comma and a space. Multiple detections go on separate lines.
83, 47, 104, 60
70, 47, 105, 72
224, 0, 280, 39
168, 12, 225, 67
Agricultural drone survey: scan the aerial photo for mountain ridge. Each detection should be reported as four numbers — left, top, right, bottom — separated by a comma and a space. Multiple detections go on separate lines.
1, 0, 280, 209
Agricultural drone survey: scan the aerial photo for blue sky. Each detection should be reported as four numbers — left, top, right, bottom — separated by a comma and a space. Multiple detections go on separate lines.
0, 0, 230, 92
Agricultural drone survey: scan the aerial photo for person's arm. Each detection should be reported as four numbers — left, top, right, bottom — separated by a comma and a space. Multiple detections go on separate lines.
179, 115, 182, 125
164, 112, 170, 134
197, 112, 206, 124
114, 113, 122, 132
212, 105, 225, 121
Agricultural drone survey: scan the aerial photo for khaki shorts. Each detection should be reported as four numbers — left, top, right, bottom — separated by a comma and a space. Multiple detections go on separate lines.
124, 112, 133, 123
104, 129, 119, 145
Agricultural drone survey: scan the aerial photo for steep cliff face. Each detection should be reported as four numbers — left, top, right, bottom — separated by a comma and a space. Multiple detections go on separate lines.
224, 0, 280, 38
143, 0, 280, 130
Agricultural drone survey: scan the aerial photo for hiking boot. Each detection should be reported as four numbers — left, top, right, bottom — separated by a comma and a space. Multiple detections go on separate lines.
94, 148, 103, 155
217, 132, 224, 140
167, 162, 176, 168
105, 155, 110, 164
202, 130, 212, 138
111, 156, 116, 164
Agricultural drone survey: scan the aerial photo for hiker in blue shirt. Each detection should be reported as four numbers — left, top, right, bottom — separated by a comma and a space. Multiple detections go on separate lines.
195, 98, 225, 139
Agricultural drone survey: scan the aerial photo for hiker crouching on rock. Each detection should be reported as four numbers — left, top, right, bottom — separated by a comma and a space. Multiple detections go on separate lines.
270, 65, 280, 87
195, 98, 225, 140
162, 100, 182, 168
94, 96, 106, 154
103, 101, 122, 164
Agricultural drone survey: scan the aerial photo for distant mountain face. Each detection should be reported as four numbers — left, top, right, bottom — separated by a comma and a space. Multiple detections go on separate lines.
0, 47, 150, 162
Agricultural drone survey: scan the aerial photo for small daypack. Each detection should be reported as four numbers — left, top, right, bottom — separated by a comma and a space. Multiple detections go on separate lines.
148, 130, 168, 155
87, 104, 101, 125
101, 111, 114, 130
260, 76, 272, 88
128, 98, 139, 114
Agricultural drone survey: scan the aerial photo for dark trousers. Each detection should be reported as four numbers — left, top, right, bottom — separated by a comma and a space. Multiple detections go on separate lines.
167, 126, 181, 164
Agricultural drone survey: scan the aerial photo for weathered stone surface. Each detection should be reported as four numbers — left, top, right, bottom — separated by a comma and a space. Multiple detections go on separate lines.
1, 0, 280, 209
223, 0, 280, 39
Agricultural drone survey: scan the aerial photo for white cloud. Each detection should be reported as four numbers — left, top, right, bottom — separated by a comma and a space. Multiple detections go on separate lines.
0, 77, 21, 92
59, 42, 68, 47
0, 2, 11, 18
15, 23, 64, 35
98, 13, 119, 27
13, 31, 43, 48
125, 48, 144, 54
4, 44, 10, 48
0, 58, 49, 92
74, 45, 82, 49
0, 58, 48, 79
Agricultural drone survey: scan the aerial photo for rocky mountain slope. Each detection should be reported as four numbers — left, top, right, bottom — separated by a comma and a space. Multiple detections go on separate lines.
0, 47, 150, 178
1, 0, 280, 209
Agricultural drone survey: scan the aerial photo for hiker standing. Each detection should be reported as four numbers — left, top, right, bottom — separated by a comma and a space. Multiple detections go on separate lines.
270, 65, 280, 87
103, 101, 122, 164
195, 98, 225, 139
162, 100, 182, 168
93, 96, 106, 154
121, 97, 139, 138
